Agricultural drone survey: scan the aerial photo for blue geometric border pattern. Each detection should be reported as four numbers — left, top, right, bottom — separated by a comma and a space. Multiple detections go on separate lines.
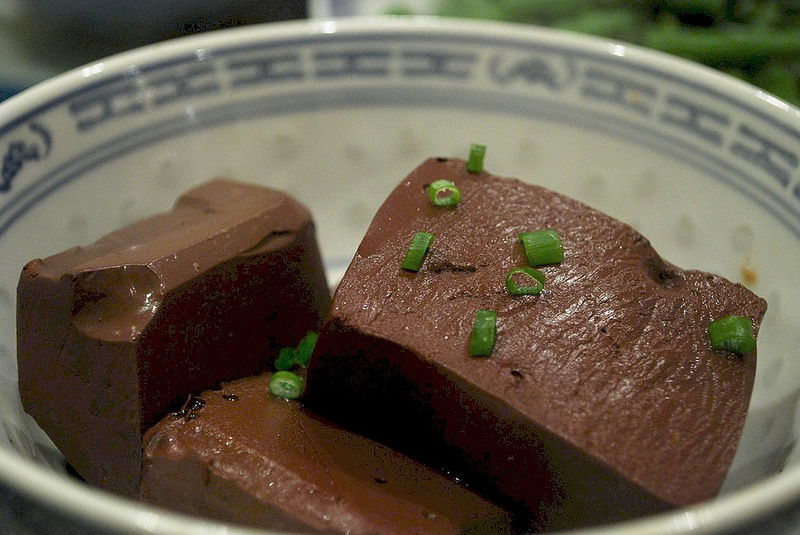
1, 30, 798, 241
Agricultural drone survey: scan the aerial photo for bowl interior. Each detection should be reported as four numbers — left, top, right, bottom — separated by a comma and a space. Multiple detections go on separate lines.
1, 17, 799, 534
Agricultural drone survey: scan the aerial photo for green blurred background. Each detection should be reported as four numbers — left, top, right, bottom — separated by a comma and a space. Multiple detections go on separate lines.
387, 0, 800, 106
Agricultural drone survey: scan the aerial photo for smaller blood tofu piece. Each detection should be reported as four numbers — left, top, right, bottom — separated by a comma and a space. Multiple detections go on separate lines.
17, 179, 330, 497
305, 158, 767, 530
141, 373, 516, 535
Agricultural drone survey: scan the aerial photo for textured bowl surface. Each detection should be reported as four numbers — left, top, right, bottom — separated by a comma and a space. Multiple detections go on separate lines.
1, 16, 800, 535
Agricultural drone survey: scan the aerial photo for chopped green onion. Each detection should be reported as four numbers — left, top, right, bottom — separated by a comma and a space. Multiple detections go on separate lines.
427, 179, 461, 207
466, 144, 486, 173
470, 309, 497, 357
275, 347, 296, 371
295, 331, 319, 367
401, 232, 435, 272
519, 229, 564, 266
269, 371, 304, 399
274, 331, 319, 370
708, 316, 756, 354
505, 267, 546, 295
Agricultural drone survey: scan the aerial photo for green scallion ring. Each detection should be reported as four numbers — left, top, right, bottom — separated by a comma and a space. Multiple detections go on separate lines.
295, 331, 319, 367
707, 315, 756, 354
401, 232, 435, 272
427, 179, 461, 207
470, 309, 497, 357
519, 229, 564, 266
466, 143, 486, 173
505, 267, 546, 296
274, 347, 296, 371
269, 371, 304, 399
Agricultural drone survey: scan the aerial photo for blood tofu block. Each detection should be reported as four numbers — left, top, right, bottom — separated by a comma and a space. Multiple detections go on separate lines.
141, 373, 516, 535
17, 179, 330, 496
305, 158, 767, 530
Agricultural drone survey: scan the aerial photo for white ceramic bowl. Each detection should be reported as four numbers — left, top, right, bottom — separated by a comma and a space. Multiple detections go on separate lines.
1, 16, 799, 535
